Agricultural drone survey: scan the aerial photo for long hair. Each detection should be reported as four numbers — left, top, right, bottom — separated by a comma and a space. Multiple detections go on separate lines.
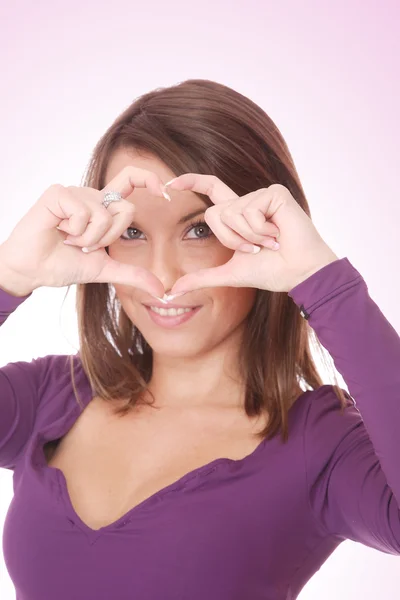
66, 78, 347, 443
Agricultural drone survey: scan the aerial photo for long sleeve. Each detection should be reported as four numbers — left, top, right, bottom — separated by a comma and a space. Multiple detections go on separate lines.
288, 257, 400, 554
0, 287, 44, 470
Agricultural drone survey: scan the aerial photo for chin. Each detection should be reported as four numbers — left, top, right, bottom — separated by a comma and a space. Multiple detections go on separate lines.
144, 338, 209, 360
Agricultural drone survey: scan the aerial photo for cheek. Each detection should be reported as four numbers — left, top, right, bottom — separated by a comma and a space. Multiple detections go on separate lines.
182, 244, 234, 271
211, 287, 257, 324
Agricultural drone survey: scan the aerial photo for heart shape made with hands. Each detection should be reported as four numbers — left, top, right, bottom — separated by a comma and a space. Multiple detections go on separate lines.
76, 171, 337, 302
160, 174, 338, 301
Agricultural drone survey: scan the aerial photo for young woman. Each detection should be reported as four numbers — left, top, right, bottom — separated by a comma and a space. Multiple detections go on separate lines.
1, 79, 398, 600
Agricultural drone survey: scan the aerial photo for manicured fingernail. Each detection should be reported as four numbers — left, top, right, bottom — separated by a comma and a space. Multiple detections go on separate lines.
82, 245, 99, 253
152, 296, 169, 304
164, 292, 188, 301
63, 240, 75, 246
164, 177, 179, 187
238, 244, 261, 253
162, 189, 171, 201
261, 239, 280, 250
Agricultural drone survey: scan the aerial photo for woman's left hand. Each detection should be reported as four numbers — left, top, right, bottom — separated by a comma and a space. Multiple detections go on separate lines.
165, 174, 340, 295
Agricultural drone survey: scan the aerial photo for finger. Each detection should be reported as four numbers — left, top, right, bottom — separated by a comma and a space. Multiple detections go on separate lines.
246, 184, 289, 222
63, 203, 135, 248
64, 213, 129, 249
51, 189, 93, 236
204, 207, 256, 250
165, 173, 239, 205
91, 255, 165, 297
169, 262, 240, 295
230, 190, 280, 237
60, 164, 167, 247
220, 210, 277, 246
82, 166, 168, 247
81, 210, 136, 249
102, 165, 167, 201
60, 203, 114, 245
241, 205, 280, 238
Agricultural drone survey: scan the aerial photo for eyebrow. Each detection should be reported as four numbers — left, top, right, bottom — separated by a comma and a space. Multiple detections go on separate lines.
177, 207, 207, 224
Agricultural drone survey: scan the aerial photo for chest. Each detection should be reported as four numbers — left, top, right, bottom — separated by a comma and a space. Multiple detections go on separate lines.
43, 397, 267, 531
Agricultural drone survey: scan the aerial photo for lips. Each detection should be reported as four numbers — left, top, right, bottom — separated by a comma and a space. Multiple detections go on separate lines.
143, 304, 201, 328
142, 301, 198, 309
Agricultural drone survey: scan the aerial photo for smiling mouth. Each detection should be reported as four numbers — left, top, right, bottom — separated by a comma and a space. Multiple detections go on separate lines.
143, 304, 201, 328
148, 306, 196, 316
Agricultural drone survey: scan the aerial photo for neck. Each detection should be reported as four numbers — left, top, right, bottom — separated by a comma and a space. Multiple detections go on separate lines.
147, 334, 245, 412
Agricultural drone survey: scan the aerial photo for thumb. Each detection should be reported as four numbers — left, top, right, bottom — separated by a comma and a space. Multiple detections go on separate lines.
170, 264, 238, 295
92, 255, 165, 298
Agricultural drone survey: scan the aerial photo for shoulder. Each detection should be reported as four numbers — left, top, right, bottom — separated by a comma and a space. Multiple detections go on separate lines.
304, 384, 359, 433
33, 352, 93, 427
302, 384, 366, 474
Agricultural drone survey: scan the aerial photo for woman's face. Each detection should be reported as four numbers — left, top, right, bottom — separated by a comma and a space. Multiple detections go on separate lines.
106, 148, 257, 359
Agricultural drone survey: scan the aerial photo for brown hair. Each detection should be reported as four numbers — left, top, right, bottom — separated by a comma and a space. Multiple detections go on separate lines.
66, 78, 347, 443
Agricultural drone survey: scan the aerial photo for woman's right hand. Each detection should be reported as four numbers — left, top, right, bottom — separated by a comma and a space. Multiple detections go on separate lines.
0, 166, 168, 298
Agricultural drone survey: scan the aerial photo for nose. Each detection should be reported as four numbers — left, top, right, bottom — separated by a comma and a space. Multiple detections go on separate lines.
148, 245, 184, 294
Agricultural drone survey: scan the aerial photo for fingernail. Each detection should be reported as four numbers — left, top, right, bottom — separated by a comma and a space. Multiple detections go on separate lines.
153, 296, 169, 304
164, 292, 188, 301
238, 244, 261, 254
164, 177, 179, 187
261, 239, 280, 250
63, 240, 75, 246
161, 189, 171, 201
82, 245, 99, 253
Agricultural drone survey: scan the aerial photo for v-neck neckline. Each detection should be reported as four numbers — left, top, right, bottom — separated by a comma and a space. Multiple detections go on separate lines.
35, 380, 309, 544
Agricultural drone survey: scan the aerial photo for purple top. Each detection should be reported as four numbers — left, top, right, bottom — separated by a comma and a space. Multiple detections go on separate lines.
1, 257, 400, 600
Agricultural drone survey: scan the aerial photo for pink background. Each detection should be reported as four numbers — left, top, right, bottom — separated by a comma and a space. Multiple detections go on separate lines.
0, 0, 399, 597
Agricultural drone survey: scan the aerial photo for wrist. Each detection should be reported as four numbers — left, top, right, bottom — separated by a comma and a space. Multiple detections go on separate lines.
0, 260, 36, 298
290, 251, 340, 289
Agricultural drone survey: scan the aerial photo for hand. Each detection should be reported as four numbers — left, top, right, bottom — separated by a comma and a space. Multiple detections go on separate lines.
165, 175, 339, 296
0, 167, 168, 298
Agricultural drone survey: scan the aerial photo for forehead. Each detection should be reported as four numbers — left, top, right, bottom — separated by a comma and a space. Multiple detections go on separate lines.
104, 147, 204, 219
105, 147, 175, 184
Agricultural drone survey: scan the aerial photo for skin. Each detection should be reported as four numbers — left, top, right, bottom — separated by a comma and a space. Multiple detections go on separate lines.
106, 148, 259, 417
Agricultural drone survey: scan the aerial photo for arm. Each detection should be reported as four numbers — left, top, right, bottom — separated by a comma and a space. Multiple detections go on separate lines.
0, 286, 42, 470
288, 257, 400, 554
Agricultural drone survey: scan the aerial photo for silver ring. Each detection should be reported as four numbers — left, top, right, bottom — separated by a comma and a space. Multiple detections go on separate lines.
102, 189, 122, 209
